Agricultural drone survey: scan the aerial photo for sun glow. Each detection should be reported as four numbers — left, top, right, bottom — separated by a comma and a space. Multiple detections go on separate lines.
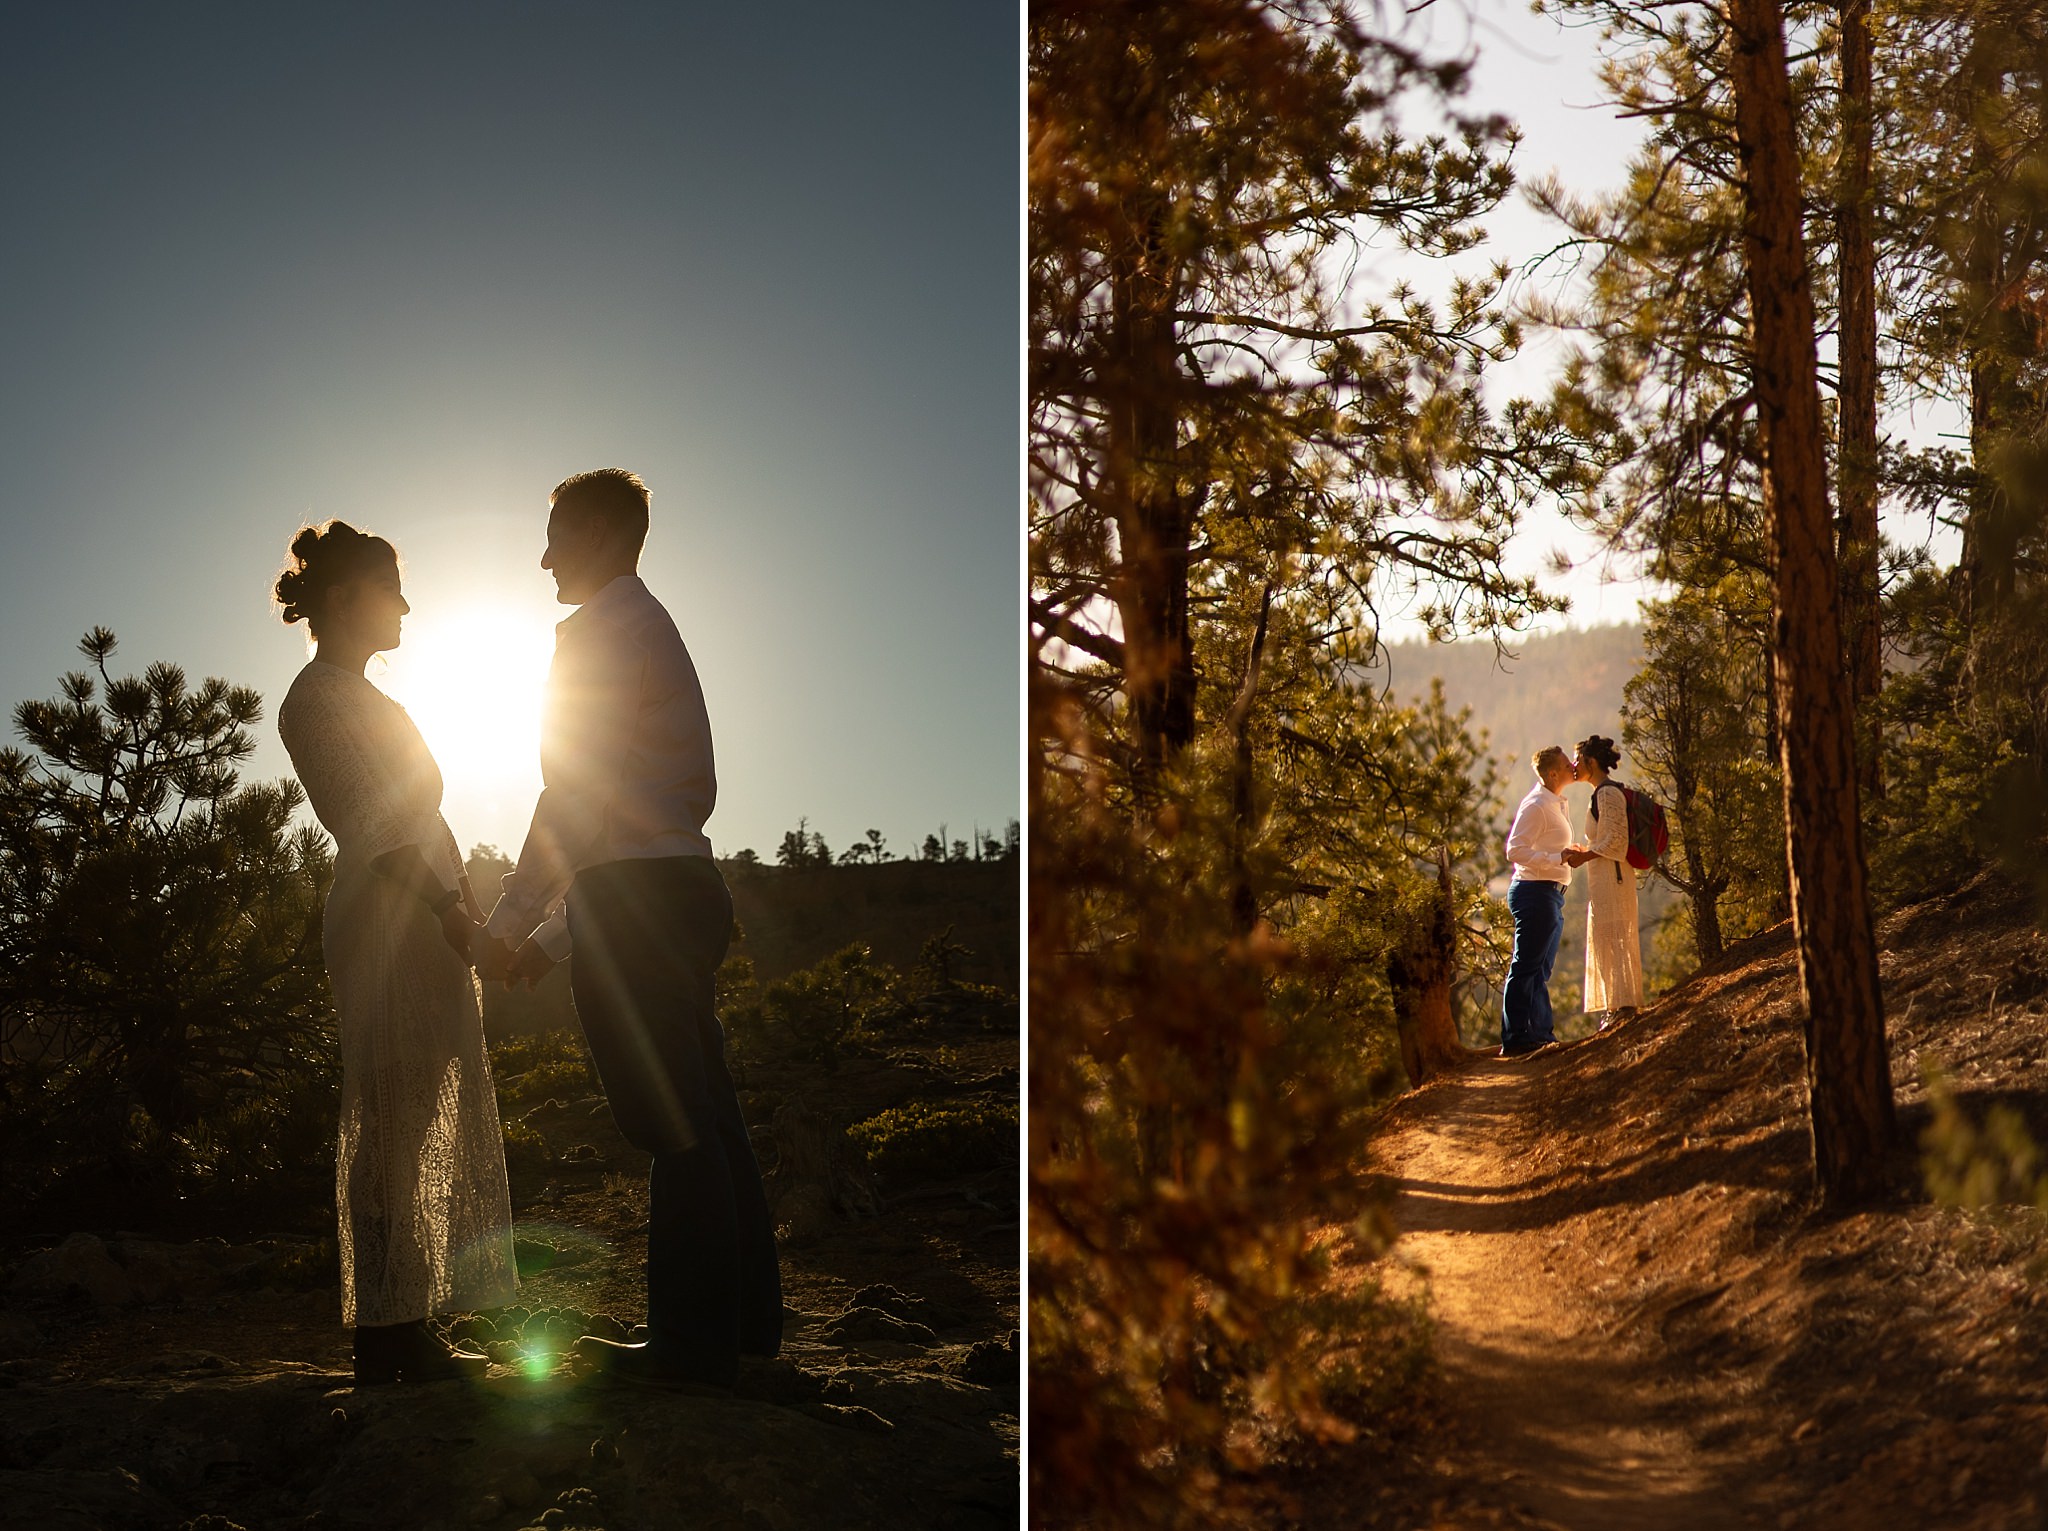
377, 602, 556, 853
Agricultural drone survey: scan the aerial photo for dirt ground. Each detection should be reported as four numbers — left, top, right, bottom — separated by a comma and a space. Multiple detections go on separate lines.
1279, 871, 2048, 1530
0, 1014, 1019, 1529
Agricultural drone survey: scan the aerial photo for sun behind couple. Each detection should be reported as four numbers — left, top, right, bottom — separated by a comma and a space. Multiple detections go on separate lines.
273, 468, 781, 1392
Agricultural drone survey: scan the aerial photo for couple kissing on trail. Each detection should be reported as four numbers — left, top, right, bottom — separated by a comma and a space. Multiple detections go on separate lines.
273, 468, 781, 1393
1499, 736, 1650, 1059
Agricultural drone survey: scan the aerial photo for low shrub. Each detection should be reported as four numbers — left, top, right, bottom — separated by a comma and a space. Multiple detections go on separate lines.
848, 1099, 1018, 1177
490, 1031, 598, 1118
724, 943, 894, 1068
724, 941, 1015, 1068
1922, 1060, 2048, 1216
498, 1060, 597, 1118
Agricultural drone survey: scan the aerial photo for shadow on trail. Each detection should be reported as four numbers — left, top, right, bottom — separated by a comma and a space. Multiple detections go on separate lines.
1384, 1063, 1808, 1241
1375, 1060, 1775, 1531
1350, 876, 2048, 1528
1439, 1329, 1732, 1530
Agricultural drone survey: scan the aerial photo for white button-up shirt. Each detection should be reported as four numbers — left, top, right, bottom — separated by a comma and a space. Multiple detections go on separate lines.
1505, 781, 1573, 885
486, 574, 717, 959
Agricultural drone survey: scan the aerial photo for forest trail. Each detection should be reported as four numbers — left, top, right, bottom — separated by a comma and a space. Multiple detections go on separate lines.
1376, 1054, 1737, 1531
1289, 874, 2048, 1530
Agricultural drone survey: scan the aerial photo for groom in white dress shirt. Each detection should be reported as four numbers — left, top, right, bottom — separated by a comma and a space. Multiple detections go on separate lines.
1500, 744, 1578, 1057
475, 467, 781, 1391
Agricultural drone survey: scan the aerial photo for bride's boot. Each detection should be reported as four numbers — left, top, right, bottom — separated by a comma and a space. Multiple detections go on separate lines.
397, 1319, 491, 1383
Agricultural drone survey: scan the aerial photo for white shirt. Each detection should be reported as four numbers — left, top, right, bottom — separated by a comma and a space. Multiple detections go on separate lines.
486, 574, 717, 959
1505, 781, 1573, 885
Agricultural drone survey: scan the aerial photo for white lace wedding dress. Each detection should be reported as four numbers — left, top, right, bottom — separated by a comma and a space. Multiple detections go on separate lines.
1582, 780, 1644, 1013
279, 661, 517, 1327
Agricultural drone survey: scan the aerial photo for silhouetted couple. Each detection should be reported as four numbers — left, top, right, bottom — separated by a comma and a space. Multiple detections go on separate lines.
1500, 736, 1645, 1057
274, 468, 780, 1391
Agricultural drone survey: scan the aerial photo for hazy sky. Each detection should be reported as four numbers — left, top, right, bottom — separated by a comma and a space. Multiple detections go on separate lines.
1447, 0, 1962, 635
0, 3, 1014, 864
1383, 0, 1657, 636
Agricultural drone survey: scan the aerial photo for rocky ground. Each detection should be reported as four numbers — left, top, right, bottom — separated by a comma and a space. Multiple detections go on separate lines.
1275, 870, 2048, 1529
0, 1012, 1018, 1530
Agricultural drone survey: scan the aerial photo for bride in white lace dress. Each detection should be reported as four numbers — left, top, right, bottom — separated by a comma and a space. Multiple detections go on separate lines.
1568, 734, 1643, 1029
274, 521, 516, 1384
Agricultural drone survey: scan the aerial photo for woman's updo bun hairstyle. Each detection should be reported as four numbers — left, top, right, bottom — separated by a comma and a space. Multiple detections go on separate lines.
274, 521, 397, 638
1577, 734, 1622, 773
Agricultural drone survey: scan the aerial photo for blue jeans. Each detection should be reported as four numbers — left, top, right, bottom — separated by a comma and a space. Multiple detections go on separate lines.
1502, 878, 1565, 1049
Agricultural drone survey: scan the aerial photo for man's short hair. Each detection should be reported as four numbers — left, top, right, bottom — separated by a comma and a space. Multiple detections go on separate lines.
551, 468, 651, 556
1532, 745, 1570, 777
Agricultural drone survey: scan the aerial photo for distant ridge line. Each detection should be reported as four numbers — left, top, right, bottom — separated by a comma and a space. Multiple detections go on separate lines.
1362, 621, 1647, 818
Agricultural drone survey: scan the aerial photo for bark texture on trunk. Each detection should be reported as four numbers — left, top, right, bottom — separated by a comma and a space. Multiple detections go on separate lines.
1835, 0, 1882, 801
1958, 31, 2024, 648
1107, 233, 1199, 793
1224, 583, 1274, 937
1688, 885, 1725, 966
1391, 850, 1470, 1087
1675, 811, 1726, 964
1729, 0, 1894, 1207
1659, 677, 1727, 963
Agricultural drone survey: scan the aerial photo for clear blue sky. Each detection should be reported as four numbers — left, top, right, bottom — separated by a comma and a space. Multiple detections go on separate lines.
0, 3, 1016, 863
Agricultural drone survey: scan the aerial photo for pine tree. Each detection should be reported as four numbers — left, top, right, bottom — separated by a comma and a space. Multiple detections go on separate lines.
1535, 0, 1895, 1201
0, 630, 334, 1209
1837, 0, 1883, 796
1031, 0, 1558, 799
1729, 0, 1894, 1205
1029, 1, 1562, 1518
1623, 589, 1786, 961
1881, 0, 2048, 768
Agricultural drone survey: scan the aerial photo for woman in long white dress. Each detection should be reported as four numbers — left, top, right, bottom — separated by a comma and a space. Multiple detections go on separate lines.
274, 521, 516, 1384
1567, 734, 1643, 1029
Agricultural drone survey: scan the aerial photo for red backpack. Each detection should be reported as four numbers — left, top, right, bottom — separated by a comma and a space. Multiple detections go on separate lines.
1591, 781, 1669, 871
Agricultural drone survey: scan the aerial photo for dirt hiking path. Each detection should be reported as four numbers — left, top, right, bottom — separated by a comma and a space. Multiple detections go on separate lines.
1375, 1056, 1739, 1531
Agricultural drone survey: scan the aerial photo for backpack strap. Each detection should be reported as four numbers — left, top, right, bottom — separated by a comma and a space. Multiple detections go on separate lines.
1590, 782, 1626, 881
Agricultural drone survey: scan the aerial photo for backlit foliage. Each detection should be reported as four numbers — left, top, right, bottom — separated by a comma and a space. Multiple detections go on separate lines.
0, 629, 335, 1212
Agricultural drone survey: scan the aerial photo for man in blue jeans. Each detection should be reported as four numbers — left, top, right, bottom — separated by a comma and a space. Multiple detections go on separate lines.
1502, 745, 1578, 1057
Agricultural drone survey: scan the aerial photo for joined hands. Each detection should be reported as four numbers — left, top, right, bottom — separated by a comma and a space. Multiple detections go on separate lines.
470, 931, 557, 989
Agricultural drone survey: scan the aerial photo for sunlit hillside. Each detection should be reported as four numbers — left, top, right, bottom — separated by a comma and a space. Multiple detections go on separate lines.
1368, 623, 1646, 822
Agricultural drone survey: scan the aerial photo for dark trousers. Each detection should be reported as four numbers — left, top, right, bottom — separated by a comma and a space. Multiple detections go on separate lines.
1502, 878, 1565, 1049
567, 856, 781, 1385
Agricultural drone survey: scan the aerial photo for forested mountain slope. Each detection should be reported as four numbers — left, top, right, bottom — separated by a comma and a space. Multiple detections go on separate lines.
1368, 624, 1645, 819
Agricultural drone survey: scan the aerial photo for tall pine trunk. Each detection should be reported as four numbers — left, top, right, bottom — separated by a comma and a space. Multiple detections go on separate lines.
1663, 685, 1727, 963
1958, 30, 2020, 655
1107, 228, 1198, 794
1674, 791, 1726, 964
1835, 0, 1882, 800
1728, 0, 1894, 1207
1224, 583, 1274, 937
